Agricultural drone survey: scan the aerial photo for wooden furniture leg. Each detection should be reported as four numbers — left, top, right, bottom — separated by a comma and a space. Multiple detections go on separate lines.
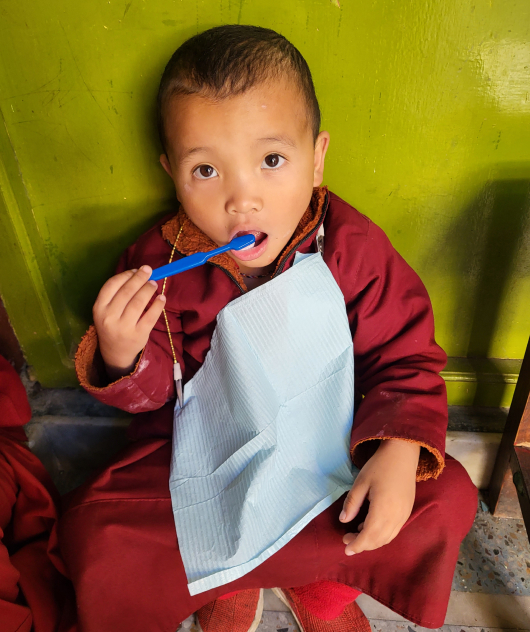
489, 337, 530, 522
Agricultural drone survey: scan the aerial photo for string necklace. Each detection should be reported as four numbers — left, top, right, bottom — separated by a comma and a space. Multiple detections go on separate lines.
241, 271, 270, 279
162, 225, 271, 361
161, 224, 184, 378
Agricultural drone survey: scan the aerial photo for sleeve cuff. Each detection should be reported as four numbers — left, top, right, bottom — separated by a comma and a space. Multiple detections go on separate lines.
75, 325, 149, 394
75, 325, 140, 391
351, 436, 445, 481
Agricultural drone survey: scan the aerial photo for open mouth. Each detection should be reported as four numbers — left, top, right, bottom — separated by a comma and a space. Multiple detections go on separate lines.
230, 230, 269, 261
236, 230, 267, 249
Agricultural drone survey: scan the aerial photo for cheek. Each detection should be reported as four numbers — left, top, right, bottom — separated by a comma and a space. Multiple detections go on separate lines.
281, 226, 295, 239
177, 180, 217, 217
177, 188, 228, 243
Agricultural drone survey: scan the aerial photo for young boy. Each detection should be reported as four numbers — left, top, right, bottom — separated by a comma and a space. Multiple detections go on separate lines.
62, 25, 477, 632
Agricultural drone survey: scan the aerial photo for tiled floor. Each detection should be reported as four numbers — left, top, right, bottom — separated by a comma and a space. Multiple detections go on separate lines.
369, 622, 519, 632
454, 498, 530, 596
356, 592, 530, 630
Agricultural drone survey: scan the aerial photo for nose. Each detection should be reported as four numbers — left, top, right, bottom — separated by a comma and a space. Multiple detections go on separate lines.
224, 178, 263, 216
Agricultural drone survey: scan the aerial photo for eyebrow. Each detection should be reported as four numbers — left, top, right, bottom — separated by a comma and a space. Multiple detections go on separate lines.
178, 135, 296, 162
257, 136, 297, 148
179, 146, 210, 161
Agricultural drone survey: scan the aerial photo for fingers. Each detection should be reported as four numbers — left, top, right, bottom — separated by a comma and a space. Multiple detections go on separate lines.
94, 268, 139, 309
345, 520, 391, 554
120, 279, 160, 329
339, 521, 364, 554
342, 499, 405, 555
94, 266, 161, 330
339, 476, 369, 524
340, 440, 418, 557
341, 522, 365, 548
93, 264, 166, 368
341, 532, 365, 556
137, 293, 166, 335
107, 266, 155, 317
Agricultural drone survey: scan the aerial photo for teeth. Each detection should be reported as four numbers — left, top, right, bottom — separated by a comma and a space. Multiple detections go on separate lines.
241, 244, 254, 251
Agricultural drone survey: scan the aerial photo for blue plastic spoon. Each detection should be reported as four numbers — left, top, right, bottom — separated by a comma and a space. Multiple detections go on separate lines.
149, 234, 256, 281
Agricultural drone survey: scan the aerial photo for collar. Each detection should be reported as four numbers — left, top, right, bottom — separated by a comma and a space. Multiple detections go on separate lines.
161, 186, 329, 291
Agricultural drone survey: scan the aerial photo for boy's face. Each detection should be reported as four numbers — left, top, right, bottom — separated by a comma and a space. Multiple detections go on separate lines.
160, 76, 329, 275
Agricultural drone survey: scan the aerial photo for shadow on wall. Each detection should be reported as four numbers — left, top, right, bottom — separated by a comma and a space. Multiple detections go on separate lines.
56, 200, 178, 354
465, 175, 530, 359
424, 163, 530, 405
50, 32, 198, 352
42, 29, 204, 359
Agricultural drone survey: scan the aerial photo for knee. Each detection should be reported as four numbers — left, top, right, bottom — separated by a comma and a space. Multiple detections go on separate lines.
419, 455, 478, 534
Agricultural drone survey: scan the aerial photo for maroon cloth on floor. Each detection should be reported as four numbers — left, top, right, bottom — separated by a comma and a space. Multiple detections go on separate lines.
0, 356, 75, 632
59, 439, 477, 632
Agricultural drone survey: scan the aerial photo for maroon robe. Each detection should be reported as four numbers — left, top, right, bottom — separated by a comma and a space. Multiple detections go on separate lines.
61, 189, 477, 630
0, 356, 74, 632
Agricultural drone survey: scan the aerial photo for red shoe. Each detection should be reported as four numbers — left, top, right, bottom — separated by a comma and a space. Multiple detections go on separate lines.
197, 589, 264, 632
272, 588, 371, 632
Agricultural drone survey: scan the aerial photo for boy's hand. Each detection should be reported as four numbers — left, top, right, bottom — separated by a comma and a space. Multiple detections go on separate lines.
340, 439, 420, 555
93, 266, 166, 382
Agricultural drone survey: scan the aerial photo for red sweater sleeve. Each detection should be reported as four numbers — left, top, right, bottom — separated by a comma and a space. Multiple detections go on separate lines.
75, 244, 184, 414
347, 220, 447, 481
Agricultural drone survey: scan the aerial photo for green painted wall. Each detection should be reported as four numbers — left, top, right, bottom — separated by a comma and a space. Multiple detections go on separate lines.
0, 0, 529, 401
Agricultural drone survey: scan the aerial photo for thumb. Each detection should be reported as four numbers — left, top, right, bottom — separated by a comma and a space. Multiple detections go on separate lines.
340, 476, 369, 523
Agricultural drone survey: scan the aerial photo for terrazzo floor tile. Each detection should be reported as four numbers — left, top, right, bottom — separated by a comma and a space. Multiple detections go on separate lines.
177, 611, 300, 632
180, 612, 530, 632
258, 611, 300, 632
369, 622, 524, 632
453, 496, 530, 595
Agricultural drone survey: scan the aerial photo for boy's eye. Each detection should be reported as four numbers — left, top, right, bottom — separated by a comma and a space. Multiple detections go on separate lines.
262, 154, 285, 169
193, 165, 218, 179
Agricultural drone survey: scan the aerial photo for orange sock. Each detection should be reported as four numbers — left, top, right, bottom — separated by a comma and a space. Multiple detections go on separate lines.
217, 581, 361, 618
218, 590, 242, 600
291, 580, 362, 620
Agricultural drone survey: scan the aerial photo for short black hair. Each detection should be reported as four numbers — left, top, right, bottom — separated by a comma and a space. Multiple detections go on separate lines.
157, 24, 321, 151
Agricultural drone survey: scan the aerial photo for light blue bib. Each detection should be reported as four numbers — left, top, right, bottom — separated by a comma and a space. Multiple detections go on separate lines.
169, 253, 358, 596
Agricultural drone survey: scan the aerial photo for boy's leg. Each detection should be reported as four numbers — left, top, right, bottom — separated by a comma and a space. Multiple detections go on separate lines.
273, 455, 477, 629
60, 444, 476, 632
263, 456, 476, 631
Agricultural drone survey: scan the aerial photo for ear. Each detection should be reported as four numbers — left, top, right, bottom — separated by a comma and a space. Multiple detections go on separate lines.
160, 153, 173, 177
313, 131, 330, 187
